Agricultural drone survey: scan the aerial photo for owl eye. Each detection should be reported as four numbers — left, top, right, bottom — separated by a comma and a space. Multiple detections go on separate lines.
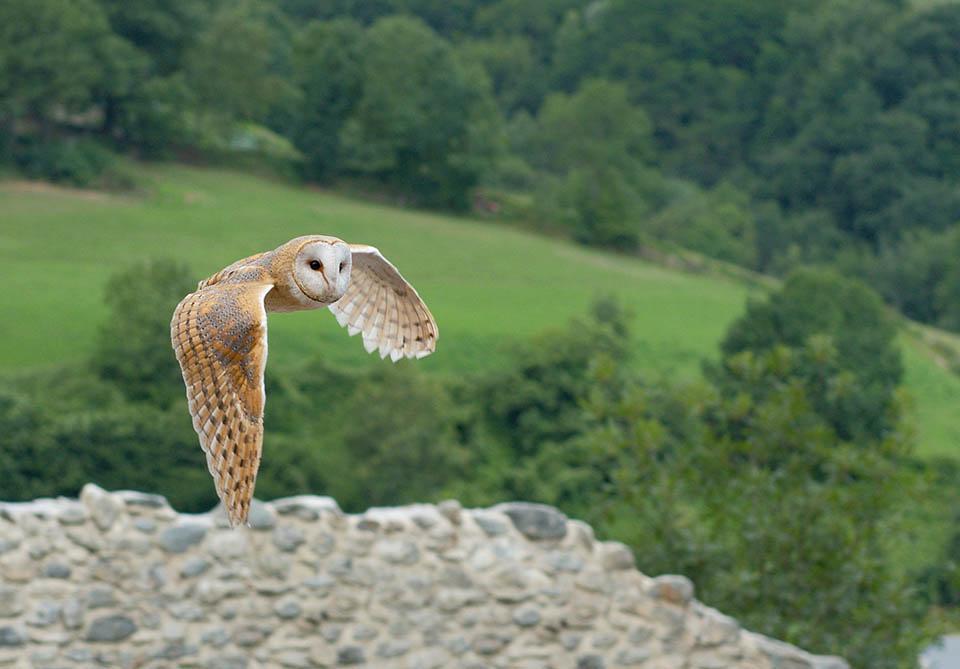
309, 260, 322, 271
339, 262, 346, 273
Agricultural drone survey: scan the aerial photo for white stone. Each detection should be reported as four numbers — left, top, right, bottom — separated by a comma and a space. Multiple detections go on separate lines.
79, 484, 123, 531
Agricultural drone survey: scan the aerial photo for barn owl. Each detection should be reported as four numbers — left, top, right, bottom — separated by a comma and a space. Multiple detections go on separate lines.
170, 235, 438, 526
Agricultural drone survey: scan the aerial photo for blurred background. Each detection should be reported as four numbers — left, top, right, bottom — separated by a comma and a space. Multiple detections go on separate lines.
2, 0, 960, 666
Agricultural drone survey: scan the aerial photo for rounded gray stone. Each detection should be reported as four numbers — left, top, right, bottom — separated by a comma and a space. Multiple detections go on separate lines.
153, 639, 196, 660
561, 632, 583, 651
200, 629, 230, 648
118, 491, 169, 509
512, 607, 541, 627
473, 512, 509, 536
377, 639, 411, 658
30, 647, 58, 663
548, 550, 585, 573
65, 648, 93, 662
0, 626, 25, 647
473, 634, 510, 655
85, 614, 137, 642
273, 525, 306, 552
617, 647, 653, 665
43, 562, 71, 579
352, 625, 378, 641
159, 522, 207, 553
337, 646, 366, 665
80, 484, 123, 531
0, 587, 22, 618
599, 542, 635, 571
247, 500, 277, 530
181, 557, 211, 578
233, 624, 271, 647
206, 656, 249, 669
313, 531, 336, 556
134, 517, 157, 534
27, 601, 61, 627
61, 600, 84, 630
651, 574, 694, 605
57, 504, 88, 526
592, 633, 617, 649
407, 648, 450, 669
356, 517, 380, 532
375, 539, 419, 565
274, 599, 302, 620
85, 586, 116, 609
577, 655, 605, 669
496, 502, 568, 540
437, 499, 462, 525
272, 495, 341, 520
321, 624, 344, 643
628, 625, 655, 645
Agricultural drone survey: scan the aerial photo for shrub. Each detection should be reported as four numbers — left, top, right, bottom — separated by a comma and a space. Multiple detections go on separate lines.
12, 136, 115, 186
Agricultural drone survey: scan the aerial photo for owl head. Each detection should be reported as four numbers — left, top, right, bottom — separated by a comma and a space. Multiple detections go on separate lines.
289, 236, 352, 304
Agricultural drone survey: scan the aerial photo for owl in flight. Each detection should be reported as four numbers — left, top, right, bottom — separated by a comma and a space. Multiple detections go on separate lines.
171, 236, 438, 526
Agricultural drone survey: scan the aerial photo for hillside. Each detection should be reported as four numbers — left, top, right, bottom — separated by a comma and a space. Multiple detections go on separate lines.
1, 164, 959, 458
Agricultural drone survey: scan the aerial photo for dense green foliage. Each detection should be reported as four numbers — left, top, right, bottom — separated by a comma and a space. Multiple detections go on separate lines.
3, 162, 959, 455
93, 259, 197, 404
0, 262, 933, 665
4, 0, 960, 332
718, 269, 903, 441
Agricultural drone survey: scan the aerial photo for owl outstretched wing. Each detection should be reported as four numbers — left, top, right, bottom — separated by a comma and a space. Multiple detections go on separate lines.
170, 269, 273, 526
328, 244, 438, 361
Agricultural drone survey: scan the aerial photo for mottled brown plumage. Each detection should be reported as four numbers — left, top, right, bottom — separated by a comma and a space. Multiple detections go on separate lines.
171, 236, 437, 526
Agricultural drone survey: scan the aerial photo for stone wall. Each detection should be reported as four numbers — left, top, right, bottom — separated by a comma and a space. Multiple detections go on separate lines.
0, 485, 848, 669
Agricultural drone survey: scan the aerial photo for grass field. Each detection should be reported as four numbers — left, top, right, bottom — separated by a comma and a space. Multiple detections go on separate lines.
2, 163, 959, 459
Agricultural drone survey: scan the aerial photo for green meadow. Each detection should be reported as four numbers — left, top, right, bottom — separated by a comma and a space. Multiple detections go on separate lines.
2, 164, 959, 459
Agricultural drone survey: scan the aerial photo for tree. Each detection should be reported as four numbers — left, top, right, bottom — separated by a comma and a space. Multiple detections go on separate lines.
719, 269, 902, 441
865, 228, 959, 325
571, 316, 927, 668
474, 0, 581, 60
550, 0, 789, 183
902, 81, 960, 177
92, 259, 197, 406
291, 19, 365, 181
184, 1, 288, 125
88, 0, 214, 153
826, 144, 909, 244
97, 0, 210, 76
339, 16, 503, 209
526, 79, 657, 248
457, 36, 541, 113
651, 182, 758, 266
332, 367, 466, 510
880, 4, 960, 104
454, 298, 631, 505
0, 0, 116, 131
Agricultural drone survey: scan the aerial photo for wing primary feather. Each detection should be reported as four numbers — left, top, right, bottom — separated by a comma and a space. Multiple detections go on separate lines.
365, 278, 388, 354
379, 286, 398, 359
353, 275, 378, 332
326, 244, 437, 361
170, 278, 272, 527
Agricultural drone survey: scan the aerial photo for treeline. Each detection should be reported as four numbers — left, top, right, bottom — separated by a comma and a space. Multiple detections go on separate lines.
0, 259, 936, 667
3, 0, 960, 331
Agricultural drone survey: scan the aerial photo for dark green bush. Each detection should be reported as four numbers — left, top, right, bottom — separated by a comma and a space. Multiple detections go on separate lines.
12, 136, 115, 186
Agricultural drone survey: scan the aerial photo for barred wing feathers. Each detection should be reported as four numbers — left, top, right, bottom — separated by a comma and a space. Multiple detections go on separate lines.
328, 244, 438, 361
170, 274, 273, 526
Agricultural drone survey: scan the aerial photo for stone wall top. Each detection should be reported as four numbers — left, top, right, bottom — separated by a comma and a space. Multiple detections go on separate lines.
0, 484, 848, 669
